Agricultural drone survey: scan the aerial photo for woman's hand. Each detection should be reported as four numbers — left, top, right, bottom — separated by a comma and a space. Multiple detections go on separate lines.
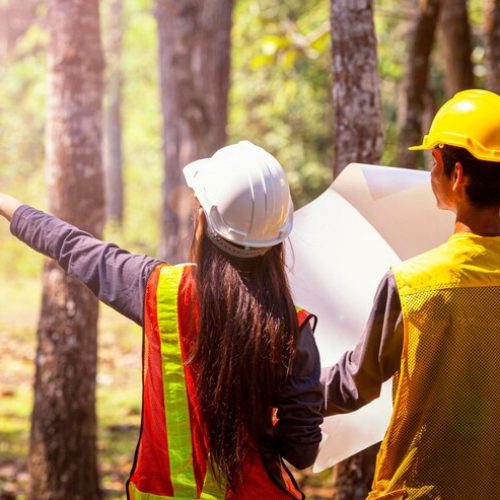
0, 193, 23, 222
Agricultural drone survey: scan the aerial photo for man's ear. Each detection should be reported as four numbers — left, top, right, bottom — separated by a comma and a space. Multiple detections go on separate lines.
452, 162, 465, 192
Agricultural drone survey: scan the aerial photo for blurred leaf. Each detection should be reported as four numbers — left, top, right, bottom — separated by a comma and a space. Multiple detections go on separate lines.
309, 30, 330, 53
280, 48, 298, 69
261, 34, 289, 55
251, 53, 274, 69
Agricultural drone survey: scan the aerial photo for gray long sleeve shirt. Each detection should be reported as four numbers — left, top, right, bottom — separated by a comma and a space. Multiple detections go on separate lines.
10, 205, 323, 470
11, 205, 162, 325
321, 271, 404, 416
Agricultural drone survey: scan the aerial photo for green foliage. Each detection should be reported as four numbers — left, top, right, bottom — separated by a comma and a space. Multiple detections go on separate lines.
0, 23, 46, 187
230, 0, 333, 208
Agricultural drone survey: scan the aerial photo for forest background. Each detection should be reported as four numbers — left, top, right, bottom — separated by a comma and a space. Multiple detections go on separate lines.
0, 0, 499, 498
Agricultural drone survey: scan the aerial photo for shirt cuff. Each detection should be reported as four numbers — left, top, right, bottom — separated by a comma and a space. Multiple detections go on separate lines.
9, 204, 36, 238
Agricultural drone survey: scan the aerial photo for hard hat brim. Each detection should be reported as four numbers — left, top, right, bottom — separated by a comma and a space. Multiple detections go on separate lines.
408, 134, 434, 152
183, 158, 211, 191
408, 132, 500, 161
182, 157, 217, 219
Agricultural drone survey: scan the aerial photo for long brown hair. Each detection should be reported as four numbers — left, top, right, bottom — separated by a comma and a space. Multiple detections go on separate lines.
190, 212, 299, 489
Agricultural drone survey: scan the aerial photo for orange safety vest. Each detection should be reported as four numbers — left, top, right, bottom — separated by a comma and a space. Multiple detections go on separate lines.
369, 233, 500, 500
127, 263, 314, 499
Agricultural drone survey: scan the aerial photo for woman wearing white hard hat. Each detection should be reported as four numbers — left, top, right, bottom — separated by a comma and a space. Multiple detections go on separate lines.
0, 141, 322, 499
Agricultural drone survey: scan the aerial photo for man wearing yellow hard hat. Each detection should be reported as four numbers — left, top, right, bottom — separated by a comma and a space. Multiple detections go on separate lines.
322, 89, 500, 499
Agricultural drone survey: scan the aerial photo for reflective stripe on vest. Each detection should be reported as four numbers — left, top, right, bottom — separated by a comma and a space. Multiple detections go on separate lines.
129, 264, 223, 499
159, 264, 195, 495
129, 264, 311, 499
369, 233, 500, 499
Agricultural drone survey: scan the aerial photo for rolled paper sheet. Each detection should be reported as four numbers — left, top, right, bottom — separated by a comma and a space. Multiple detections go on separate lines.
286, 163, 454, 471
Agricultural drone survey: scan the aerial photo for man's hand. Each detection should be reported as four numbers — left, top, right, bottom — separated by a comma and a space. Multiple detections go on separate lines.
0, 193, 23, 222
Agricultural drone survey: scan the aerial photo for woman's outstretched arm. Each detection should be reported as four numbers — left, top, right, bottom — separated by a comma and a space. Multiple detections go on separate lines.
0, 193, 23, 221
0, 195, 162, 325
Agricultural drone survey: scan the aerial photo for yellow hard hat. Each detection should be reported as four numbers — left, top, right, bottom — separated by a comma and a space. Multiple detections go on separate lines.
409, 89, 500, 162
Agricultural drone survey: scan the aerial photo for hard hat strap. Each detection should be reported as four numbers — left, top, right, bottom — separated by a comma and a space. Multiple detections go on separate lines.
205, 222, 271, 259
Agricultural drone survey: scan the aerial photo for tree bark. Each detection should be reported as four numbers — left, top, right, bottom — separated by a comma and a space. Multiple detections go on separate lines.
396, 0, 440, 169
29, 1, 105, 499
155, 0, 234, 263
104, 0, 125, 224
329, 1, 382, 494
485, 0, 500, 93
330, 0, 383, 177
439, 0, 474, 97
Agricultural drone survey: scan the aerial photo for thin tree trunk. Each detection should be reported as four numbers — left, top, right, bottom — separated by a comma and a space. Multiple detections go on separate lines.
439, 0, 474, 97
155, 0, 234, 263
396, 0, 440, 169
29, 1, 105, 498
330, 0, 383, 177
485, 0, 500, 93
329, 0, 382, 494
104, 0, 124, 224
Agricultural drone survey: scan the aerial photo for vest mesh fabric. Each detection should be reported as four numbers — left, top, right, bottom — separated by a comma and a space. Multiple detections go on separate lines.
370, 233, 500, 500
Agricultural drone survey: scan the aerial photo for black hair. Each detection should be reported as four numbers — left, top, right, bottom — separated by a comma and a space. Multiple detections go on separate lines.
189, 213, 298, 490
440, 145, 500, 209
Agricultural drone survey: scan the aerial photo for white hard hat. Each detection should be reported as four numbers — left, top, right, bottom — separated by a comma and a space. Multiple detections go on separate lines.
183, 141, 293, 257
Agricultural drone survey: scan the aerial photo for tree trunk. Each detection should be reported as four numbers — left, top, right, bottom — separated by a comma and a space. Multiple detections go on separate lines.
485, 0, 500, 93
332, 444, 379, 500
396, 0, 440, 169
104, 0, 125, 224
155, 0, 234, 263
330, 0, 383, 177
439, 0, 474, 97
29, 1, 105, 499
329, 0, 382, 494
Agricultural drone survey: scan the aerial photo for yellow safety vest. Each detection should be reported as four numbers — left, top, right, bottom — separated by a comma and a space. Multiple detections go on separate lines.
369, 232, 500, 500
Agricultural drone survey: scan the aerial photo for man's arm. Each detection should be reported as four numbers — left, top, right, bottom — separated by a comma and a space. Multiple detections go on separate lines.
321, 271, 404, 416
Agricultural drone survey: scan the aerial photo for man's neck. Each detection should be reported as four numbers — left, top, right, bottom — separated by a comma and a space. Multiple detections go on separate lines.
454, 206, 500, 236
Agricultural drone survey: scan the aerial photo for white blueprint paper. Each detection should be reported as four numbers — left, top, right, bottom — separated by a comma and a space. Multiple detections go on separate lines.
286, 163, 454, 471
